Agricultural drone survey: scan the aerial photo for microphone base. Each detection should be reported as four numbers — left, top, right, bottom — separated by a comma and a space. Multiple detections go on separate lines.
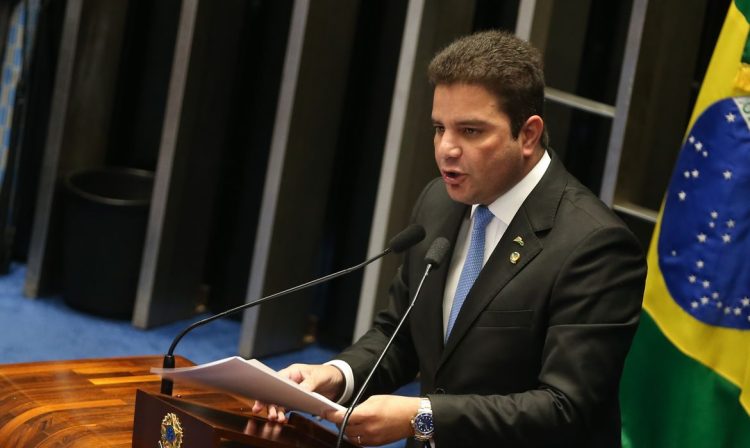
160, 354, 175, 396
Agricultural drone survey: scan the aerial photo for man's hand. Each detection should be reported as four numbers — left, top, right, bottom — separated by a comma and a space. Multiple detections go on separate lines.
251, 363, 345, 423
325, 395, 419, 446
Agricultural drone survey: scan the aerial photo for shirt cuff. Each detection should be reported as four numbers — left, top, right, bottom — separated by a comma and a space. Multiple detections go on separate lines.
324, 359, 354, 404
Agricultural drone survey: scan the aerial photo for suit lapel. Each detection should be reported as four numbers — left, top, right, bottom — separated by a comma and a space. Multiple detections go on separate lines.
412, 198, 467, 365
438, 211, 541, 366
437, 153, 569, 371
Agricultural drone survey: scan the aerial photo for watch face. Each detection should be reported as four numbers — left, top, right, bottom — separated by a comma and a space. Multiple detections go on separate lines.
414, 413, 434, 434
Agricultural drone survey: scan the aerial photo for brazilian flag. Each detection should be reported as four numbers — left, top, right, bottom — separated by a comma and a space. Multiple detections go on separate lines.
620, 1, 750, 446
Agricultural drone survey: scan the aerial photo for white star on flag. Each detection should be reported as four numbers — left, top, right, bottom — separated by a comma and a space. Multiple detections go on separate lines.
722, 234, 731, 243
734, 308, 742, 315
679, 191, 687, 201
691, 169, 699, 178
711, 211, 718, 219
712, 292, 720, 299
688, 275, 697, 283
725, 307, 732, 314
727, 219, 735, 228
702, 280, 711, 288
702, 151, 709, 157
695, 141, 703, 150
697, 233, 707, 243
743, 297, 750, 307
701, 296, 709, 304
726, 112, 736, 122
696, 260, 704, 269
723, 170, 732, 180
684, 171, 690, 178
692, 301, 699, 309
709, 222, 716, 228
689, 135, 695, 143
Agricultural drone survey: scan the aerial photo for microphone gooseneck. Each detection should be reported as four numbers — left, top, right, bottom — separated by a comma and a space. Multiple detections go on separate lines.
159, 224, 426, 396
336, 237, 450, 448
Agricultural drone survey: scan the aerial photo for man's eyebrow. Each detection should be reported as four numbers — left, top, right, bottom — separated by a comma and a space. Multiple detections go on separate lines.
455, 119, 489, 127
431, 118, 491, 126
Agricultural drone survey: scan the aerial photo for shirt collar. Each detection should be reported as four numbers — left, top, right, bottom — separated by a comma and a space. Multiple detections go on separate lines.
471, 150, 551, 225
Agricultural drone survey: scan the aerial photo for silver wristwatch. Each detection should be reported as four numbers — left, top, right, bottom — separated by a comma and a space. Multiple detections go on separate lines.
410, 397, 434, 442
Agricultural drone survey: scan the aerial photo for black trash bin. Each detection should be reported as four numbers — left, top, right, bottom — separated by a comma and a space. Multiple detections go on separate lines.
62, 167, 154, 319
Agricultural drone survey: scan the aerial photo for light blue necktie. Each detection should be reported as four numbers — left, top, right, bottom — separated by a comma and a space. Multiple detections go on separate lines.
446, 205, 494, 341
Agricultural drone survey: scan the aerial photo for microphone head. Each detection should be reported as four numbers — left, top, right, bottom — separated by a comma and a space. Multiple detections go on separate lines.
388, 224, 426, 253
424, 237, 451, 268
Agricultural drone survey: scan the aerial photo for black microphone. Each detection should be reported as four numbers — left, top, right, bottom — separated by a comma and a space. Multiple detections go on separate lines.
159, 224, 425, 395
336, 237, 451, 448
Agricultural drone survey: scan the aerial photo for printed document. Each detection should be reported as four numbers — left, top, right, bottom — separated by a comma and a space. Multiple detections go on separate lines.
151, 357, 345, 416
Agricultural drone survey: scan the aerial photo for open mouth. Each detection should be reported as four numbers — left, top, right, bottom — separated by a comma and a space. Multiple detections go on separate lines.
441, 170, 464, 183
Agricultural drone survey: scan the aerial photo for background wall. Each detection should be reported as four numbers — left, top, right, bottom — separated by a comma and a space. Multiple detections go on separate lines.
0, 0, 731, 356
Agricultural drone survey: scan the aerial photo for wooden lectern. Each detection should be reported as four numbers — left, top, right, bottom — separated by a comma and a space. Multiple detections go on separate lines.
133, 389, 358, 447
0, 356, 358, 447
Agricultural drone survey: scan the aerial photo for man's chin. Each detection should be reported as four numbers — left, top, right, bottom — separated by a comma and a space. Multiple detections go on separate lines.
444, 184, 475, 205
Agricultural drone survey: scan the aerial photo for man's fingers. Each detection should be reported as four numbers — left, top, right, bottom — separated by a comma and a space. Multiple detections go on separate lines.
275, 406, 288, 423
253, 400, 288, 424
251, 400, 266, 414
287, 369, 304, 384
266, 405, 288, 423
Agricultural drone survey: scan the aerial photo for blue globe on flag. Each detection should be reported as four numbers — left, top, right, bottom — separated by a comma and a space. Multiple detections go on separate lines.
658, 97, 750, 330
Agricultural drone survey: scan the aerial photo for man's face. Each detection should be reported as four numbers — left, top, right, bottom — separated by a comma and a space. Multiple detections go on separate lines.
432, 83, 531, 205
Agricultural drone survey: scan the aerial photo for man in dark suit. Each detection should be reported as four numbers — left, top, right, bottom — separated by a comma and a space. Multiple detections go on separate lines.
255, 30, 646, 447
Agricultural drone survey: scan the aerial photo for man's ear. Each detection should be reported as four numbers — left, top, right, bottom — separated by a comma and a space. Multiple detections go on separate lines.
519, 115, 544, 154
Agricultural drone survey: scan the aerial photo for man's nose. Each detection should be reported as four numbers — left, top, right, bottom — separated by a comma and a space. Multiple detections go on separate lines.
437, 132, 461, 159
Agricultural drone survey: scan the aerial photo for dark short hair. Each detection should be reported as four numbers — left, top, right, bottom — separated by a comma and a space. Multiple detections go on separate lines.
428, 30, 547, 146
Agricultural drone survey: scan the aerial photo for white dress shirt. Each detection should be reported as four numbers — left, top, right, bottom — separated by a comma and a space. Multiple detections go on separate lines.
441, 151, 551, 336
328, 151, 551, 444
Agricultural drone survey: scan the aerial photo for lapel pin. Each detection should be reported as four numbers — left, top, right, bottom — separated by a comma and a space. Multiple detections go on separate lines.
513, 236, 524, 246
510, 251, 521, 264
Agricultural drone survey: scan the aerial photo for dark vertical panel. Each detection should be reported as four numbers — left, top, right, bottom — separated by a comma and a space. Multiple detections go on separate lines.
616, 0, 712, 210
542, 0, 632, 192
11, 0, 66, 263
25, 0, 129, 296
689, 0, 732, 119
106, 0, 181, 170
204, 0, 293, 314
0, 0, 16, 274
314, 0, 408, 349
472, 0, 518, 32
136, 0, 261, 327
563, 0, 630, 195
248, 0, 362, 357
614, 210, 654, 252
59, 0, 128, 175
539, 0, 590, 172
546, 104, 611, 194
576, 1, 632, 105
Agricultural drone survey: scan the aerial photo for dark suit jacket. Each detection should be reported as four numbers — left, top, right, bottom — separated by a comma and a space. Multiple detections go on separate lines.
337, 153, 647, 447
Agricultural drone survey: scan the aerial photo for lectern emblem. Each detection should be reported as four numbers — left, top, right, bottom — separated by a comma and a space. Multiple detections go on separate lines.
159, 412, 184, 448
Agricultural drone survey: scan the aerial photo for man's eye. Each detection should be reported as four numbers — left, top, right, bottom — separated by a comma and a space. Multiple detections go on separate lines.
463, 128, 479, 135
434, 126, 445, 134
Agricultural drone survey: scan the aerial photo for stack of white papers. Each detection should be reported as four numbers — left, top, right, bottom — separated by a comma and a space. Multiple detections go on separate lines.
151, 357, 345, 416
